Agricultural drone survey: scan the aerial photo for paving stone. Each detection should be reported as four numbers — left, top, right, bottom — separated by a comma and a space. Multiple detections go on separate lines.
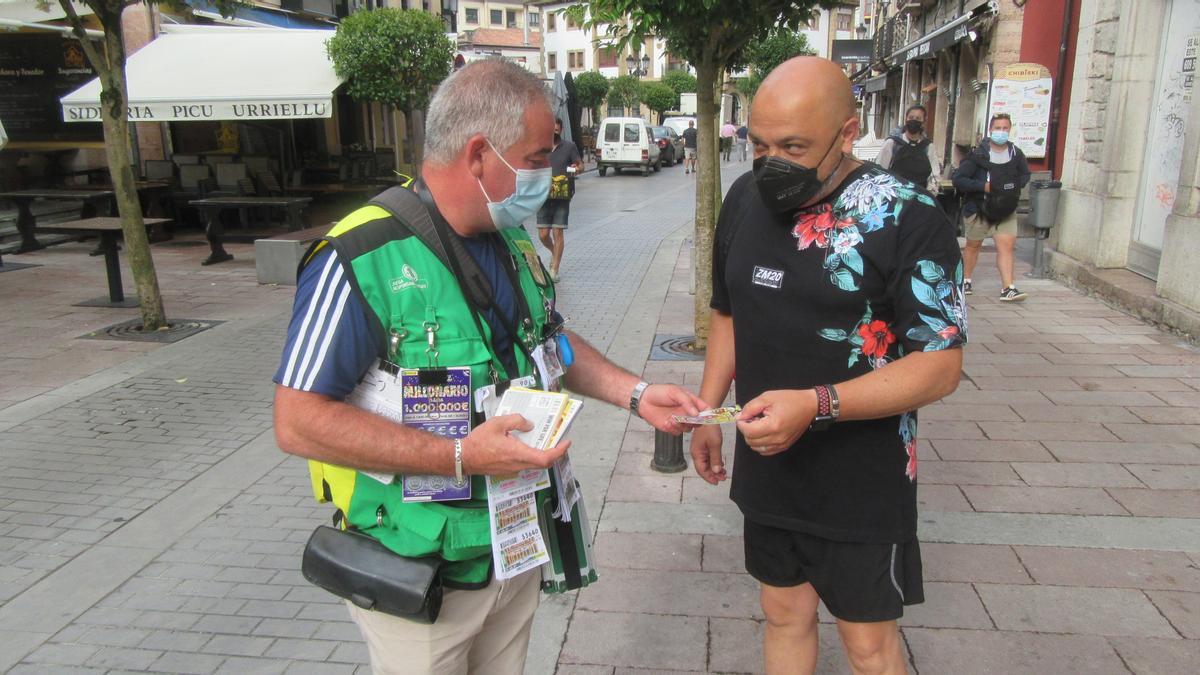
918, 461, 1024, 486
560, 610, 707, 671
905, 627, 1127, 674
1014, 546, 1200, 591
701, 535, 745, 574
283, 662, 358, 675
1043, 441, 1200, 464
263, 637, 337, 661
1108, 636, 1200, 674
976, 584, 1178, 637
200, 634, 275, 657
558, 667, 614, 675
979, 421, 1118, 441
916, 484, 975, 511
214, 656, 288, 674
1144, 590, 1200, 639
87, 646, 163, 670
592, 532, 702, 572
919, 420, 985, 440
576, 568, 761, 619
1107, 488, 1200, 517
1124, 464, 1200, 490
929, 439, 1054, 462
22, 643, 100, 666
706, 617, 849, 674
920, 543, 1032, 584
604, 475, 683, 503
922, 404, 1021, 421
899, 582, 994, 629
681, 476, 734, 505
146, 651, 226, 674
1106, 423, 1200, 444
1010, 462, 1143, 488
961, 486, 1128, 515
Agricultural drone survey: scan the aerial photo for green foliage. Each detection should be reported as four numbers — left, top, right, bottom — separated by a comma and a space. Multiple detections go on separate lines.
606, 74, 642, 113
639, 81, 677, 120
574, 71, 610, 111
326, 9, 455, 111
660, 70, 697, 100
740, 27, 817, 98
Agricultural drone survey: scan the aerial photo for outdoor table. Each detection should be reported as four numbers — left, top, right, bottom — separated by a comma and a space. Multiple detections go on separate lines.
34, 217, 171, 307
188, 196, 311, 266
0, 189, 116, 253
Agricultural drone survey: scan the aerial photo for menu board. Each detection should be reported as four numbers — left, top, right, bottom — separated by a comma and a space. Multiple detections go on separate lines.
989, 63, 1052, 159
0, 34, 101, 143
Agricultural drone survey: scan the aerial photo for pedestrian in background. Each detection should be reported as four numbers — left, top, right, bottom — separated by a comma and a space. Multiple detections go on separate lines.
736, 122, 750, 161
877, 104, 941, 193
537, 119, 582, 282
692, 56, 965, 675
953, 112, 1031, 301
682, 119, 698, 174
721, 119, 737, 162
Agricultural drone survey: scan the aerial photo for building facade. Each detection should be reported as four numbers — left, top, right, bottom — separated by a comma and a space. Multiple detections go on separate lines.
1050, 0, 1200, 334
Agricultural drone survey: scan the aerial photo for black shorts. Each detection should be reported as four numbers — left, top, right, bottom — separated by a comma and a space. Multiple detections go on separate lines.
537, 200, 570, 227
743, 518, 923, 623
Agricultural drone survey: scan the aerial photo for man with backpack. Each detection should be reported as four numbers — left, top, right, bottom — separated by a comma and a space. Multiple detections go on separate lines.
953, 112, 1031, 301
877, 104, 941, 192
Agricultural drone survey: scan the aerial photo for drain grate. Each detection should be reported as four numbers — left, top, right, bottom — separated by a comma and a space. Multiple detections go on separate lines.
649, 333, 705, 361
80, 317, 223, 344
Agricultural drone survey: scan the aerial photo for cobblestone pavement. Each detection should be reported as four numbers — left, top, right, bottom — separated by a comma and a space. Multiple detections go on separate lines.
2, 156, 1198, 674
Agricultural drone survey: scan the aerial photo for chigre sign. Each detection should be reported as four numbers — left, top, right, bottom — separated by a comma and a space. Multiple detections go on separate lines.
62, 100, 333, 123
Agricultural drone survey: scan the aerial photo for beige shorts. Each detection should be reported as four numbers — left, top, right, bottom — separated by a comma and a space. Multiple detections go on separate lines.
964, 210, 1019, 241
347, 568, 540, 675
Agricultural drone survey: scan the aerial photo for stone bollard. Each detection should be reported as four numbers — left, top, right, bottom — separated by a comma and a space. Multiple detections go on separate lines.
651, 429, 688, 473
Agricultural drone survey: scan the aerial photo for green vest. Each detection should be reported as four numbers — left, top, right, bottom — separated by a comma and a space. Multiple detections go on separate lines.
304, 200, 556, 587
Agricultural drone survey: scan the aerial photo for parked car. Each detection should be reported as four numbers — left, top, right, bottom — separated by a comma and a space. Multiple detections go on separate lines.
595, 116, 661, 176
650, 125, 684, 167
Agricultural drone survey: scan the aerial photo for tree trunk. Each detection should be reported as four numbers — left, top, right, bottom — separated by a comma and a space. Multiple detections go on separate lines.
89, 2, 167, 330
409, 107, 424, 174
393, 107, 406, 178
692, 56, 721, 350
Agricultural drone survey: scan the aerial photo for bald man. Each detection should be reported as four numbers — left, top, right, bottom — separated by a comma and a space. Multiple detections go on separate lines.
691, 57, 966, 675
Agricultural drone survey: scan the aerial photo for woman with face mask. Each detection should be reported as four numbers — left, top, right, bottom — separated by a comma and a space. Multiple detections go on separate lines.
952, 112, 1032, 301
876, 104, 943, 192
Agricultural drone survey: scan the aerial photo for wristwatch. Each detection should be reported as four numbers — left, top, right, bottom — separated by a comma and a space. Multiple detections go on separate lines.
809, 384, 840, 431
629, 381, 650, 418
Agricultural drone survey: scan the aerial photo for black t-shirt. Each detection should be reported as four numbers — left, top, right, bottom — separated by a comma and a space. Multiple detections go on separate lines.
711, 163, 967, 543
682, 127, 698, 148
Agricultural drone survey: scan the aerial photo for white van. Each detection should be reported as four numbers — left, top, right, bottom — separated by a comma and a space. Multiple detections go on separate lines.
595, 117, 661, 176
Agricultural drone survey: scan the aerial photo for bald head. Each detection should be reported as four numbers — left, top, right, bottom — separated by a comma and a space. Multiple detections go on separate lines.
755, 56, 856, 132
747, 56, 861, 207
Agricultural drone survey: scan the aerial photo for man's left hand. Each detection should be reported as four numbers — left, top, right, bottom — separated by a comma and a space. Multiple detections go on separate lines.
635, 384, 707, 435
736, 389, 818, 456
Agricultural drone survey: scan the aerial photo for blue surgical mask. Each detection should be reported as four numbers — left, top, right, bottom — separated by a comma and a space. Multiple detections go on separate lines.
990, 130, 1009, 145
478, 139, 551, 230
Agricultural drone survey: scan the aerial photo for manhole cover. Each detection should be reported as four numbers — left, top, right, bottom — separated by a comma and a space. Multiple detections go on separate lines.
650, 333, 705, 361
79, 318, 223, 344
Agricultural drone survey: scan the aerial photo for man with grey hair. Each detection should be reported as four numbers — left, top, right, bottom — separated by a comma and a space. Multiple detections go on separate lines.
274, 59, 705, 674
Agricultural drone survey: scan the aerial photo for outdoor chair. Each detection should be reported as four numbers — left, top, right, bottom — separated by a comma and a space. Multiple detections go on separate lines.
144, 160, 175, 184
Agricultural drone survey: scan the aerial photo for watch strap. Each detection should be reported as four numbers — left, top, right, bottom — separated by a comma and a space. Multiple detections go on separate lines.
629, 381, 650, 417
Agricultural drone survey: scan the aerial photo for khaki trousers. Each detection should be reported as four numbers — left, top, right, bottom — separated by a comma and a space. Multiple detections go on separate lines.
347, 568, 541, 675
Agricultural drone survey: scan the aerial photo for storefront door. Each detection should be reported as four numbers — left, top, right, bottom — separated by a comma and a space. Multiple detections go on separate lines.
1131, 0, 1200, 278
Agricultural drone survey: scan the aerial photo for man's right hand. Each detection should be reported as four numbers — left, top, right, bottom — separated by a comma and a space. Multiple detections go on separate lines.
690, 425, 727, 485
460, 413, 570, 475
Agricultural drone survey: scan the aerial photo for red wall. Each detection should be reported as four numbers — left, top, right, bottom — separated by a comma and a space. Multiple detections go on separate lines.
1019, 0, 1080, 178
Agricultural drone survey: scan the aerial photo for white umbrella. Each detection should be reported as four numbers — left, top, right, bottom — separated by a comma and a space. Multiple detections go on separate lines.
552, 71, 572, 144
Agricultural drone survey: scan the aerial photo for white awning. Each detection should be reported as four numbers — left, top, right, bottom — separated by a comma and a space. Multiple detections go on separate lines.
60, 25, 341, 123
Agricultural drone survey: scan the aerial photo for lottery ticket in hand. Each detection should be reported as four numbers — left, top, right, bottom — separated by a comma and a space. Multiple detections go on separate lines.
672, 406, 742, 425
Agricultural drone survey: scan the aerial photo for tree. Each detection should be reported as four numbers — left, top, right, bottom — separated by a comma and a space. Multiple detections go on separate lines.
740, 27, 816, 99
606, 74, 642, 116
660, 69, 697, 109
326, 8, 455, 172
639, 81, 677, 123
574, 71, 609, 125
570, 1, 836, 348
52, 0, 248, 331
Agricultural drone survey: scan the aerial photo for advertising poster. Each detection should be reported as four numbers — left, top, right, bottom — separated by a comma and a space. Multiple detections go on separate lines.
989, 63, 1053, 159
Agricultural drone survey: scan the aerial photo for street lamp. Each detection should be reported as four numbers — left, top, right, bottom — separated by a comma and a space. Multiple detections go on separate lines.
625, 53, 651, 78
